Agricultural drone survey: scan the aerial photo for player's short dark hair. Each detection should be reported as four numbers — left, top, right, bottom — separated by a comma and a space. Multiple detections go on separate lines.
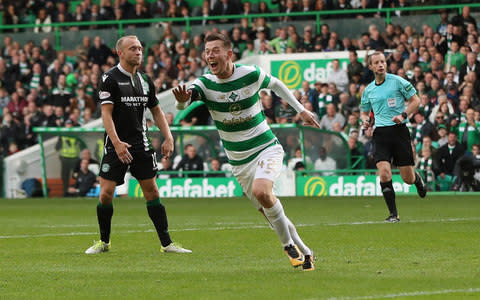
204, 33, 232, 49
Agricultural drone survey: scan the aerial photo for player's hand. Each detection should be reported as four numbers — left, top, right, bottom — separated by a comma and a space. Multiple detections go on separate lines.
299, 110, 320, 128
161, 138, 174, 160
114, 141, 132, 164
172, 85, 192, 103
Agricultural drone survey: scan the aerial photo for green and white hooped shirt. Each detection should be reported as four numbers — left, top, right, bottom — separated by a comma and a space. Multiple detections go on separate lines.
189, 64, 277, 166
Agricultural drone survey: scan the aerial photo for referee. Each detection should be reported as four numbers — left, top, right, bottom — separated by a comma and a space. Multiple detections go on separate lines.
361, 51, 427, 223
85, 36, 191, 254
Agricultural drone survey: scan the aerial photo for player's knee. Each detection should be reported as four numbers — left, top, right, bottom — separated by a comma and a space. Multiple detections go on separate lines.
99, 190, 114, 203
144, 190, 159, 201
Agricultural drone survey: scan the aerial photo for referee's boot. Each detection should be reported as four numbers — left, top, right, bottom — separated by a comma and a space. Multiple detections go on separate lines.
414, 171, 427, 198
385, 214, 400, 223
284, 244, 305, 267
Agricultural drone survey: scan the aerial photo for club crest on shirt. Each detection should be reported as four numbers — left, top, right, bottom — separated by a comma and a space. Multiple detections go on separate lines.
228, 92, 239, 102
387, 97, 396, 107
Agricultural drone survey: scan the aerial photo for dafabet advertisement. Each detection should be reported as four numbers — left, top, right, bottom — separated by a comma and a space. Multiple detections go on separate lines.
270, 58, 359, 90
128, 175, 416, 198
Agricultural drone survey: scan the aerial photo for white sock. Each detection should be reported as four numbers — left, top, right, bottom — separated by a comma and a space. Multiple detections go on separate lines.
287, 218, 312, 256
263, 200, 293, 247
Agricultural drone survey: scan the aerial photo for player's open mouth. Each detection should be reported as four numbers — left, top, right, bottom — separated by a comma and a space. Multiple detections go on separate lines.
209, 62, 218, 69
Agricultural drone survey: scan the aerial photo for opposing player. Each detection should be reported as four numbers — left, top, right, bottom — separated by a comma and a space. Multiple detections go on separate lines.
361, 51, 427, 223
172, 33, 319, 271
85, 35, 191, 254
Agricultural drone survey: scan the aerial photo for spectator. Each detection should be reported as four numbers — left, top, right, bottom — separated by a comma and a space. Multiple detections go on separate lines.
319, 103, 345, 131
437, 124, 448, 147
72, 148, 99, 179
158, 156, 175, 179
453, 143, 480, 191
412, 110, 435, 146
34, 8, 52, 33
207, 158, 224, 177
314, 146, 336, 175
435, 131, 465, 180
67, 159, 98, 196
175, 144, 204, 177
87, 36, 114, 67
275, 98, 297, 123
416, 147, 436, 191
459, 52, 480, 85
457, 108, 480, 152
288, 146, 313, 171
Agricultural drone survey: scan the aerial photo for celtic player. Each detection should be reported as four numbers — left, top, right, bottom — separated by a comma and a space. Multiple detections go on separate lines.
173, 33, 319, 271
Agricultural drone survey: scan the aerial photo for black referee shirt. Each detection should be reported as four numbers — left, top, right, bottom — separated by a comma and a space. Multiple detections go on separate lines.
98, 64, 158, 153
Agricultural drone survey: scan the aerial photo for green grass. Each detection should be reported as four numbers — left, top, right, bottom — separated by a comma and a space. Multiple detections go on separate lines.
0, 195, 479, 299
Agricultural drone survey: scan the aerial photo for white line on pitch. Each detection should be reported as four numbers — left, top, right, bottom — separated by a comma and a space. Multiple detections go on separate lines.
326, 287, 480, 299
0, 217, 478, 239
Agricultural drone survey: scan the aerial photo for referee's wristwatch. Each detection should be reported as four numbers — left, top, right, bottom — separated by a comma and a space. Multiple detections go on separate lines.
401, 112, 408, 120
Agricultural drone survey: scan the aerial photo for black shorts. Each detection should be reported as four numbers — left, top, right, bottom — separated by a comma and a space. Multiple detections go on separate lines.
372, 124, 414, 167
99, 149, 158, 185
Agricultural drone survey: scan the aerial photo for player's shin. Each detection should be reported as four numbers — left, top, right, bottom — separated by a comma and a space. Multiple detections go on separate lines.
146, 198, 172, 247
263, 200, 294, 247
287, 217, 312, 256
97, 201, 113, 243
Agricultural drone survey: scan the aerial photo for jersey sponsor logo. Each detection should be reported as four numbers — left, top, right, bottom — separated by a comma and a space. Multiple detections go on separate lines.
405, 84, 413, 91
387, 97, 397, 107
222, 114, 253, 126
118, 82, 130, 85
120, 96, 149, 107
99, 91, 111, 99
101, 163, 110, 173
102, 74, 109, 82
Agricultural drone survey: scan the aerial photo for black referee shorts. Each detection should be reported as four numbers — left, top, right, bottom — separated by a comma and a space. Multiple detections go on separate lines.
99, 149, 158, 185
372, 123, 415, 167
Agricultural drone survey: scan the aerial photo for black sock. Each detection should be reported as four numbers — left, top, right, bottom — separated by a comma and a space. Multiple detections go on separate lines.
147, 198, 172, 247
97, 202, 113, 243
380, 180, 397, 216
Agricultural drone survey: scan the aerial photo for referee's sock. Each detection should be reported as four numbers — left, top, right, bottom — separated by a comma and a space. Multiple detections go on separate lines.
380, 180, 397, 216
97, 201, 113, 243
146, 198, 172, 247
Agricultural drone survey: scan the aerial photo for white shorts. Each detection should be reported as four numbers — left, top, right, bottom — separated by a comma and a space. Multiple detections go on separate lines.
232, 144, 284, 209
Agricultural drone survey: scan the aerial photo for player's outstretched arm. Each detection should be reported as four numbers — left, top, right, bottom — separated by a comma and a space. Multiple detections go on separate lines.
268, 76, 319, 128
150, 105, 174, 159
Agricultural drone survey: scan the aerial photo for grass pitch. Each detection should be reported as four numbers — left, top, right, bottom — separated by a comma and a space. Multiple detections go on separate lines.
0, 195, 479, 299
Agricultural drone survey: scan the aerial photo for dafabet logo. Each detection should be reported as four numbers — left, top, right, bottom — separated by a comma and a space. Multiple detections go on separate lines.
304, 177, 327, 196
278, 60, 302, 89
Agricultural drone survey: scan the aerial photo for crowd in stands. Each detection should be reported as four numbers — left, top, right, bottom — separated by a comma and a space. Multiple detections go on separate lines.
1, 0, 480, 191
